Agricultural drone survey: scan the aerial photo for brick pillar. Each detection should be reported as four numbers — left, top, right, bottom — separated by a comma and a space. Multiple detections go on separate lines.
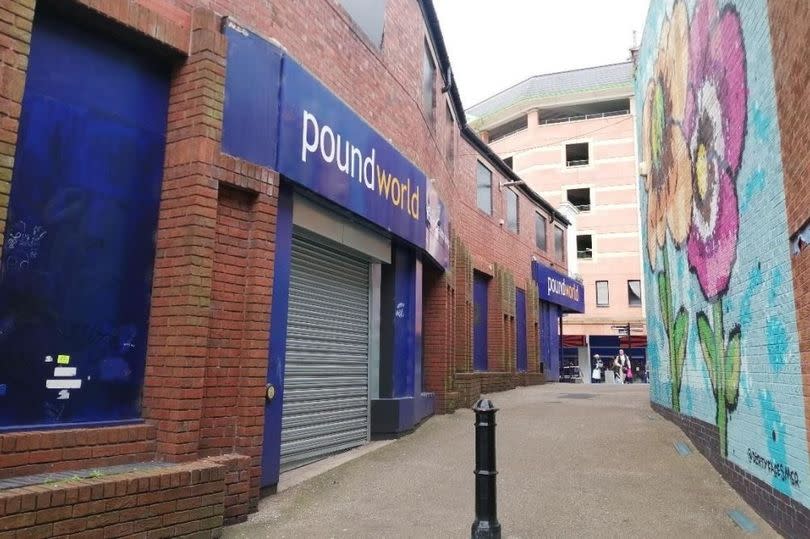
526, 281, 540, 373
423, 265, 456, 412
143, 8, 225, 461
0, 0, 35, 254
453, 232, 473, 373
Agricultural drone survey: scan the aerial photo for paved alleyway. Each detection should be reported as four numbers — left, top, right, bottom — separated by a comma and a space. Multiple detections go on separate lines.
225, 384, 777, 538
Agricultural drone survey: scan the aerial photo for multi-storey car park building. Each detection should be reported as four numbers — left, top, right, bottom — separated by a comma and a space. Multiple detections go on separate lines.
0, 0, 584, 533
467, 62, 647, 382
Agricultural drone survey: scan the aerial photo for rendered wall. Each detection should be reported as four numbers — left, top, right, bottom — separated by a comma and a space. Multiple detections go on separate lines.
636, 0, 809, 510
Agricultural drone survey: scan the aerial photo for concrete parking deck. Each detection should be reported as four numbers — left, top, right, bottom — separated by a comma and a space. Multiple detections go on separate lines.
225, 384, 777, 538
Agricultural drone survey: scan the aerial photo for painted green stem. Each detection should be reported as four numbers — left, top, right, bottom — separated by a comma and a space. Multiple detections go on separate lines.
713, 299, 728, 456
660, 250, 687, 411
662, 251, 677, 410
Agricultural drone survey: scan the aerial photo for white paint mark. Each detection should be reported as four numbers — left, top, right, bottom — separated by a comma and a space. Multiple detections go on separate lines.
46, 379, 82, 389
57, 390, 70, 400
53, 367, 76, 377
45, 355, 53, 363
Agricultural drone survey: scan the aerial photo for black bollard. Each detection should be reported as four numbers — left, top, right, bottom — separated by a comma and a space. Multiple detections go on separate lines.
471, 398, 501, 539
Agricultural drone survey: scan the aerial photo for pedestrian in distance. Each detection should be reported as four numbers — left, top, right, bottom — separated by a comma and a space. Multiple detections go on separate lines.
592, 354, 603, 383
615, 349, 631, 384
612, 353, 623, 384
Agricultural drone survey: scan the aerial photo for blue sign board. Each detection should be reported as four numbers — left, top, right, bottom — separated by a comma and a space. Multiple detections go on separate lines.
276, 60, 426, 248
532, 261, 585, 313
425, 182, 450, 269
221, 20, 282, 169
222, 25, 427, 249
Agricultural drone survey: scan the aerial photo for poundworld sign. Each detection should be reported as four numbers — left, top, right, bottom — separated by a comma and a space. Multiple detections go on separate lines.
532, 261, 585, 313
222, 22, 427, 249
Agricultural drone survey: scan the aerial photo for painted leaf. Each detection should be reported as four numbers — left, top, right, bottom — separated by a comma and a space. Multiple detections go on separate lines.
658, 271, 672, 331
672, 307, 689, 385
725, 325, 742, 410
696, 311, 718, 395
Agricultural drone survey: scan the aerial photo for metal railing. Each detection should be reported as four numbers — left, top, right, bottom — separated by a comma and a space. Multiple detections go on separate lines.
566, 159, 589, 168
540, 109, 629, 125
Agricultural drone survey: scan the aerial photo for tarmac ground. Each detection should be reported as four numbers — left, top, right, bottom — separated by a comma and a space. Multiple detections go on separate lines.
224, 383, 777, 538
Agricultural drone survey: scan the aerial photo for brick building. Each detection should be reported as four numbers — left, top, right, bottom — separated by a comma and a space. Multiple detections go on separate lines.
468, 62, 648, 383
636, 0, 810, 536
0, 0, 583, 534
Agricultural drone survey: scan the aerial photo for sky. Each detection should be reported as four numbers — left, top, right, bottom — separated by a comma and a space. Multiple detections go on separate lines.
433, 0, 650, 109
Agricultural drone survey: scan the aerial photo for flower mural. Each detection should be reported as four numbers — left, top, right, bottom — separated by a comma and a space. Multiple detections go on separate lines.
638, 0, 810, 514
642, 0, 747, 447
642, 0, 692, 268
641, 0, 691, 412
685, 0, 747, 457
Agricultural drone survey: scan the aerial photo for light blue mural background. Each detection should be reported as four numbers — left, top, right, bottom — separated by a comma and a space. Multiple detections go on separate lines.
635, 0, 810, 507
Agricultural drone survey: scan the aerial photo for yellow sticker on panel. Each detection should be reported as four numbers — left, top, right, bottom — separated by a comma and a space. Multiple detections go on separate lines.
56, 354, 70, 365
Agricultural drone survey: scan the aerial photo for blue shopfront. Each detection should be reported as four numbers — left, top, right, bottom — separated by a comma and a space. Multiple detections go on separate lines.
0, 10, 170, 430
221, 21, 449, 487
532, 261, 585, 382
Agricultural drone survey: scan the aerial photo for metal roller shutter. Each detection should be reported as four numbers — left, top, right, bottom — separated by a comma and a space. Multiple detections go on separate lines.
281, 230, 371, 471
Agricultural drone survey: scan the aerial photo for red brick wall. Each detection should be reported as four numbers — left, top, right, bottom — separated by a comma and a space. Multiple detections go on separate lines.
141, 6, 228, 463
96, 0, 564, 275
0, 459, 227, 538
767, 0, 810, 462
0, 0, 270, 521
0, 0, 34, 251
0, 425, 156, 480
201, 186, 254, 456
0, 2, 559, 531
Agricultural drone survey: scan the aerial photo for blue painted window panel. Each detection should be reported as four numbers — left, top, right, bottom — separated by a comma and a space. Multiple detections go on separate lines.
540, 302, 561, 381
0, 13, 170, 429
516, 288, 527, 372
473, 272, 489, 371
393, 247, 416, 398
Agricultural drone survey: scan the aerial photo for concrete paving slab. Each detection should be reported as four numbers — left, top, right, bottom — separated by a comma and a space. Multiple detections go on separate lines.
226, 384, 778, 538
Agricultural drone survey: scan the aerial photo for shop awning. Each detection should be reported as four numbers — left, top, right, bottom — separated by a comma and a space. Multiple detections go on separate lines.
619, 335, 648, 349
562, 335, 586, 347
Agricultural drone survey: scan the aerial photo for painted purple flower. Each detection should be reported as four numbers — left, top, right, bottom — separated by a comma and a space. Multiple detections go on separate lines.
685, 0, 747, 301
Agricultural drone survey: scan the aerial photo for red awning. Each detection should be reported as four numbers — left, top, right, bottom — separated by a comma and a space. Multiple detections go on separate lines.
562, 335, 586, 347
619, 335, 648, 349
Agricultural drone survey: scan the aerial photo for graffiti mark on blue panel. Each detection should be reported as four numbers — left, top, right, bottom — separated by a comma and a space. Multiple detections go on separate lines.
0, 13, 170, 428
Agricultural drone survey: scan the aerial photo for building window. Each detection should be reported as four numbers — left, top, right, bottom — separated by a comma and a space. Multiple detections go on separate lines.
628, 280, 642, 306
554, 225, 565, 260
576, 234, 592, 259
503, 156, 513, 169
566, 188, 591, 212
596, 280, 609, 307
422, 41, 436, 125
565, 142, 589, 167
535, 213, 547, 251
338, 0, 386, 47
505, 189, 518, 233
446, 104, 455, 165
476, 161, 492, 214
